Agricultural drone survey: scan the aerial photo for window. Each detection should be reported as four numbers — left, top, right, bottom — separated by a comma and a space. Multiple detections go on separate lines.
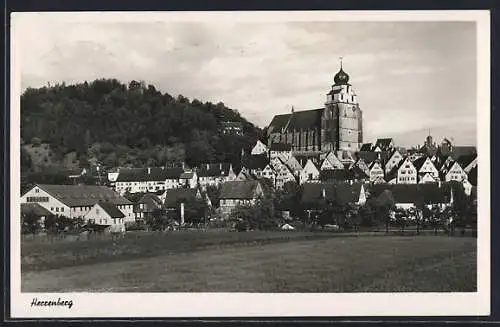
35, 188, 39, 193
56, 208, 59, 212
51, 207, 54, 211
96, 208, 100, 214
61, 207, 64, 212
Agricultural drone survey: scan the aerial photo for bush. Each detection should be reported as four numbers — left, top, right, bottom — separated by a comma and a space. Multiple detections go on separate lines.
31, 137, 42, 147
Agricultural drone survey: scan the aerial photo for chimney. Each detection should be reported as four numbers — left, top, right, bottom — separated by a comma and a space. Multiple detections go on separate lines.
148, 167, 151, 175
438, 180, 442, 188
206, 163, 210, 170
180, 202, 185, 225
219, 163, 222, 170
322, 188, 326, 199
182, 162, 185, 170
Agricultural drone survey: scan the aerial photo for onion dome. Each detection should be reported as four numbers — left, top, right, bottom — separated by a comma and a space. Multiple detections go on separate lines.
334, 67, 349, 85
333, 57, 350, 85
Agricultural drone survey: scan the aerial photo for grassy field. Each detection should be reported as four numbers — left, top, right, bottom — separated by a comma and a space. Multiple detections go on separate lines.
21, 233, 476, 293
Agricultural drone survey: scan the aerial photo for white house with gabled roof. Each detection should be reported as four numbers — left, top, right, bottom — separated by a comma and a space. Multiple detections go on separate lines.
384, 150, 404, 174
396, 157, 417, 184
251, 140, 268, 156
299, 159, 320, 184
445, 161, 468, 182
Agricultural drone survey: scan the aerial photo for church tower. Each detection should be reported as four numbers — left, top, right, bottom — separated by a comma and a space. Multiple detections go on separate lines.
322, 58, 363, 152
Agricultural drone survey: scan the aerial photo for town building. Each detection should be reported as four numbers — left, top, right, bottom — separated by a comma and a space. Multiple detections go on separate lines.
299, 159, 320, 184
250, 140, 268, 155
84, 202, 126, 233
134, 193, 164, 222
196, 163, 235, 189
20, 184, 134, 222
267, 59, 363, 152
219, 180, 264, 218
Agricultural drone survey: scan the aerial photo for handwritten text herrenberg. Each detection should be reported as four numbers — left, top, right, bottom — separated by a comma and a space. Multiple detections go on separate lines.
31, 298, 73, 309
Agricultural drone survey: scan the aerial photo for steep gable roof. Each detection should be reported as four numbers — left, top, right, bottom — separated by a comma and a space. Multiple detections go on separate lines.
357, 151, 378, 164
35, 184, 132, 207
360, 143, 373, 151
268, 113, 292, 132
220, 180, 261, 200
98, 202, 125, 218
412, 156, 428, 171
137, 193, 162, 207
456, 154, 477, 169
286, 108, 324, 131
375, 138, 393, 151
21, 203, 53, 216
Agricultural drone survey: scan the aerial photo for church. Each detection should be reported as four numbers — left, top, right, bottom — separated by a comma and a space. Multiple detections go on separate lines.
267, 59, 363, 153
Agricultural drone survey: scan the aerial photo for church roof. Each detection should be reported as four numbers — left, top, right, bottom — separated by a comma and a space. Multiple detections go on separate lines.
360, 143, 373, 151
270, 143, 292, 151
268, 108, 324, 133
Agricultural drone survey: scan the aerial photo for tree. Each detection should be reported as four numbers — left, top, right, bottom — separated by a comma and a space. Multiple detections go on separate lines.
182, 197, 208, 225
206, 185, 221, 208
232, 196, 278, 231
21, 212, 41, 235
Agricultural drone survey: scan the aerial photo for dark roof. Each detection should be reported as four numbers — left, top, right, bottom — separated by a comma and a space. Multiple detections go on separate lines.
270, 143, 292, 151
412, 156, 428, 171
375, 138, 393, 151
179, 172, 194, 179
268, 114, 292, 131
164, 188, 199, 207
98, 202, 125, 218
369, 183, 452, 205
300, 182, 363, 206
449, 146, 477, 160
360, 143, 373, 151
135, 193, 163, 212
356, 151, 378, 164
21, 203, 53, 216
268, 108, 323, 132
420, 144, 438, 156
35, 184, 132, 207
319, 169, 352, 182
116, 167, 184, 182
456, 154, 477, 168
243, 154, 269, 170
197, 163, 232, 177
350, 166, 369, 179
468, 166, 477, 186
220, 180, 261, 200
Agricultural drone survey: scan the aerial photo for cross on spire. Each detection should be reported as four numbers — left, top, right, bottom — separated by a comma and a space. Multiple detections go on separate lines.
339, 56, 343, 69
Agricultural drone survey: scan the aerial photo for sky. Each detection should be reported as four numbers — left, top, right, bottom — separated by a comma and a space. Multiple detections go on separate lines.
14, 13, 478, 147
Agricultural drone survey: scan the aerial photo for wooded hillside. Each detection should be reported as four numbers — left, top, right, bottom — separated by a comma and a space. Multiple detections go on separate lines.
21, 79, 263, 172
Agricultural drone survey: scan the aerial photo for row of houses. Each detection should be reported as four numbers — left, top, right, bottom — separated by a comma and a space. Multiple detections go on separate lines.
242, 138, 477, 190
19, 179, 265, 231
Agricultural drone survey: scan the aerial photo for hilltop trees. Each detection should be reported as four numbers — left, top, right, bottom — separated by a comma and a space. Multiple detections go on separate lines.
21, 79, 262, 171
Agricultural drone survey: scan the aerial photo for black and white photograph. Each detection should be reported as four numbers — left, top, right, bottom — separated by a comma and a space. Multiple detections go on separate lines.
10, 10, 490, 318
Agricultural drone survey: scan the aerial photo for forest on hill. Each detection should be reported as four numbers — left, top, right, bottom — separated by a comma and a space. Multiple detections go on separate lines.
21, 79, 264, 173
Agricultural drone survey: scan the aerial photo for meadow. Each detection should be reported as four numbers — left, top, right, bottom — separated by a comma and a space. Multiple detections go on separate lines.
21, 231, 476, 293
